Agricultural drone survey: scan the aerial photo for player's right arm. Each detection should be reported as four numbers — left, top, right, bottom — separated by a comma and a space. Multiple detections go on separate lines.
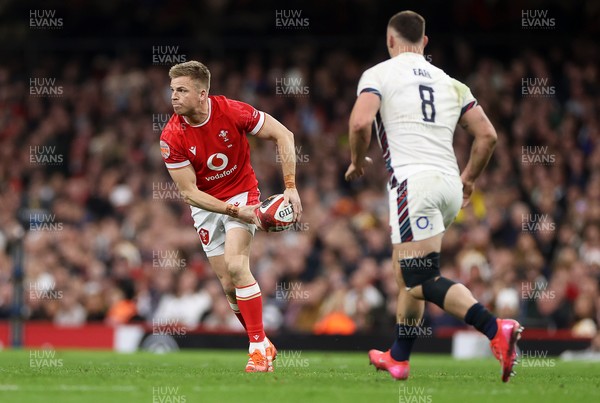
458, 105, 497, 207
167, 164, 259, 224
345, 92, 379, 181
345, 67, 380, 181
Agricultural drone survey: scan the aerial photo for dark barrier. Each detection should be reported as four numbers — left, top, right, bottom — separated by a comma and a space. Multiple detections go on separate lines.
141, 328, 592, 356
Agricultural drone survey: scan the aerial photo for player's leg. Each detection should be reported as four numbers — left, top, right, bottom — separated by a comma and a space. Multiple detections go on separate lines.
392, 243, 426, 358
207, 254, 246, 329
404, 249, 523, 382
398, 172, 523, 382
397, 173, 497, 334
224, 226, 273, 372
224, 189, 275, 372
369, 180, 431, 379
223, 227, 261, 342
368, 243, 425, 380
190, 201, 273, 372
400, 230, 479, 320
397, 232, 498, 341
389, 235, 440, 375
191, 205, 247, 328
222, 190, 265, 346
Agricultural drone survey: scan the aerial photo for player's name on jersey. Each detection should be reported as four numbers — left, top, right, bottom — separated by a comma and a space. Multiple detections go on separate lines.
412, 68, 431, 78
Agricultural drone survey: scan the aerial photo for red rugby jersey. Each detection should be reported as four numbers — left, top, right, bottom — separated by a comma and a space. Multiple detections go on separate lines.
160, 95, 265, 201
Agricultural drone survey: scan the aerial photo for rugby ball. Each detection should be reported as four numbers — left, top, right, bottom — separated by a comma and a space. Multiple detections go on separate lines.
255, 194, 295, 232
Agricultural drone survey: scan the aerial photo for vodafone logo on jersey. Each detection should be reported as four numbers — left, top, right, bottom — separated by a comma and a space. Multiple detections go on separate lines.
205, 153, 237, 182
207, 153, 228, 171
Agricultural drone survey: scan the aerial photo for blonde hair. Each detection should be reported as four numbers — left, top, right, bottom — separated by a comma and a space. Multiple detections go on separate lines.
169, 61, 211, 91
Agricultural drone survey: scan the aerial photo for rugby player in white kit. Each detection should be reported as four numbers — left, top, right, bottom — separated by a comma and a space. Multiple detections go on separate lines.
345, 11, 522, 382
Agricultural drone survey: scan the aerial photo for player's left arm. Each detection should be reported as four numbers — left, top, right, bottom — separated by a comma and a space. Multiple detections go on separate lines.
255, 114, 302, 221
345, 92, 380, 181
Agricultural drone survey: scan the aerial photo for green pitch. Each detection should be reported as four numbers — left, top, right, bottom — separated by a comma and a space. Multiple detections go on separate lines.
0, 350, 598, 403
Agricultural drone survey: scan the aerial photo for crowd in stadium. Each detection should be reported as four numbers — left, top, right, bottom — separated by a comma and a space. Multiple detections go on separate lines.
0, 35, 598, 338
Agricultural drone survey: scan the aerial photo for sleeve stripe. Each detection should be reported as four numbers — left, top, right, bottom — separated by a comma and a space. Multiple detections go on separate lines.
165, 160, 191, 169
249, 111, 265, 135
360, 88, 382, 99
460, 100, 478, 117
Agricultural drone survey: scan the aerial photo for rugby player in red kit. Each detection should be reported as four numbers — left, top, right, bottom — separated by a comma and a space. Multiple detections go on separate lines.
160, 61, 302, 372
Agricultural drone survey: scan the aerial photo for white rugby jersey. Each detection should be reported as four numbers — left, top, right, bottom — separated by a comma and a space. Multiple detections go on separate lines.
357, 52, 477, 188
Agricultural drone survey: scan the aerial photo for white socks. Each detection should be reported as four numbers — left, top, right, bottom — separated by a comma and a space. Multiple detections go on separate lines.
248, 337, 271, 354
249, 342, 266, 355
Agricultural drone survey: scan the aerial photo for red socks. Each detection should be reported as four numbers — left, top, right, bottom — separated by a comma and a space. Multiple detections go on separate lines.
235, 282, 265, 343
228, 301, 247, 329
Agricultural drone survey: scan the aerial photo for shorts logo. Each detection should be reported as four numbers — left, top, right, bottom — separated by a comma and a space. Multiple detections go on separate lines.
160, 140, 170, 159
416, 217, 430, 230
199, 228, 210, 245
207, 153, 228, 171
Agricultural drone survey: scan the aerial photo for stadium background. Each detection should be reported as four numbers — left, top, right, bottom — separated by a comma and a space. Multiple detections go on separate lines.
0, 0, 599, 352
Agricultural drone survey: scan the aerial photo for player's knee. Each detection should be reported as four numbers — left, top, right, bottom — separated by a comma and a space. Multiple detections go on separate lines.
406, 286, 425, 300
225, 265, 241, 281
225, 256, 246, 280
399, 251, 441, 289
421, 277, 456, 309
399, 251, 456, 309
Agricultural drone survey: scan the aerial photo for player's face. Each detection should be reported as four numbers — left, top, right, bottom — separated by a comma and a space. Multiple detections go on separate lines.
170, 76, 207, 116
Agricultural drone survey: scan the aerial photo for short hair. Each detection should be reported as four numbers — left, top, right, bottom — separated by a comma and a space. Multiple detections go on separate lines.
169, 61, 211, 91
388, 11, 425, 43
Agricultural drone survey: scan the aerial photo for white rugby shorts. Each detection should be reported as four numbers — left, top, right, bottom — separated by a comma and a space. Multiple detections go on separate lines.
191, 189, 260, 257
388, 171, 462, 244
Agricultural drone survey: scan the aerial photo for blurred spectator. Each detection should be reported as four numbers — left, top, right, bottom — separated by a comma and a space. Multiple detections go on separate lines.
152, 270, 211, 328
105, 281, 138, 325
54, 289, 86, 327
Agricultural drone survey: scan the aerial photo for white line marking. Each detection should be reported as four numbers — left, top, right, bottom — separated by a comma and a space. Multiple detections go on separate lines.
0, 384, 137, 392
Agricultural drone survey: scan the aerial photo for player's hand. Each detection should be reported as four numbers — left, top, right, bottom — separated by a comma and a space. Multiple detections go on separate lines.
461, 177, 474, 208
283, 187, 302, 222
238, 203, 261, 226
345, 157, 372, 181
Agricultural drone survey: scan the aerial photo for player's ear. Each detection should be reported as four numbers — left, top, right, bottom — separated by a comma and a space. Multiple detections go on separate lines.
422, 35, 429, 49
387, 33, 395, 50
199, 88, 207, 102
387, 36, 396, 58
